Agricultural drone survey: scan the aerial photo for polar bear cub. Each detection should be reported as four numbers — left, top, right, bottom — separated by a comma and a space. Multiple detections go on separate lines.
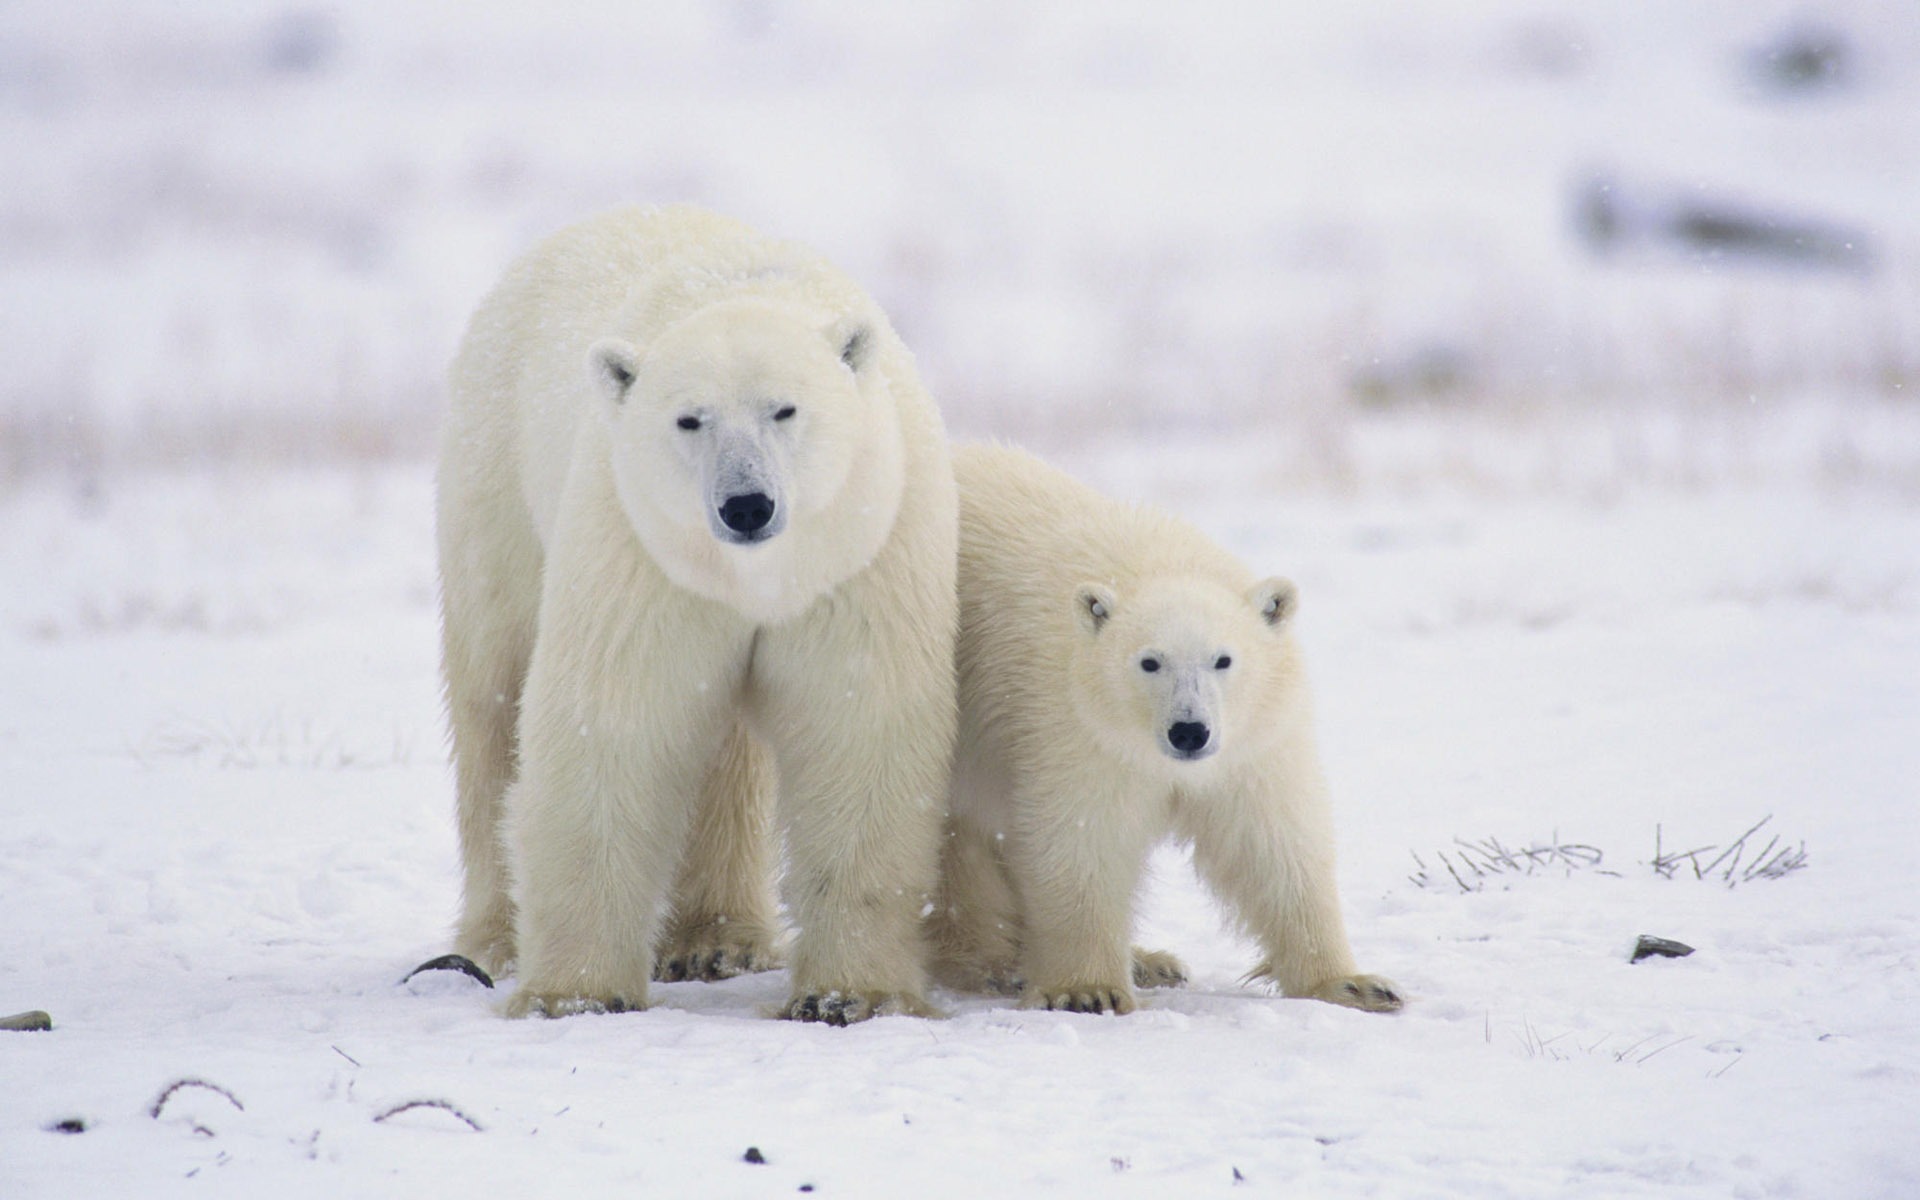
437, 206, 957, 1023
930, 444, 1400, 1015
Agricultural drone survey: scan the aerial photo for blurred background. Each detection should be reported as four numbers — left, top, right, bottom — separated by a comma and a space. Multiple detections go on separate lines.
3, 0, 1917, 494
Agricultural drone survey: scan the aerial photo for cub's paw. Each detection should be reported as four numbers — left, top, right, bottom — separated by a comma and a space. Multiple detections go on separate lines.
653, 920, 781, 983
504, 989, 644, 1019
1311, 974, 1404, 1013
1131, 947, 1189, 990
779, 990, 936, 1026
1024, 982, 1138, 1015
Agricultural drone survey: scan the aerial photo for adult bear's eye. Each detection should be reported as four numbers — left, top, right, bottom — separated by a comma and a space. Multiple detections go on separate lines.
773, 405, 797, 421
1140, 657, 1160, 673
676, 415, 702, 431
1215, 655, 1232, 670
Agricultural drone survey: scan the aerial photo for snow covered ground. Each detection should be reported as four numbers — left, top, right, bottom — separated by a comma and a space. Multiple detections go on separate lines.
5, 1, 1920, 1195
4, 412, 1918, 1196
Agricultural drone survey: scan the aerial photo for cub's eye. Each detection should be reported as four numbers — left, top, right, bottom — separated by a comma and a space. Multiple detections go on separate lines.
773, 405, 797, 421
676, 415, 702, 431
1215, 655, 1232, 670
1140, 658, 1161, 673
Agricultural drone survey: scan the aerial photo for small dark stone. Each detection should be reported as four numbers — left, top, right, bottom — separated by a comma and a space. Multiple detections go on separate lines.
799, 1187, 814, 1194
1233, 1166, 1246, 1183
744, 1146, 767, 1165
400, 954, 495, 989
1631, 935, 1696, 963
1, 1010, 52, 1032
47, 1117, 86, 1134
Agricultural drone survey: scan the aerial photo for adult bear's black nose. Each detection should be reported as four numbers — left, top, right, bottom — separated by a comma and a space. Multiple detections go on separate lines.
1167, 721, 1211, 755
718, 492, 776, 535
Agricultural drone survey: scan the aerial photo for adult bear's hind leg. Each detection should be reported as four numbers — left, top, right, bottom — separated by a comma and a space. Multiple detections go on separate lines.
437, 467, 541, 980
654, 720, 784, 982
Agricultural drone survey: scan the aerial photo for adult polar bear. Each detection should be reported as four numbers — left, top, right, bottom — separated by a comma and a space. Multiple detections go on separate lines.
931, 445, 1399, 1016
438, 206, 957, 1023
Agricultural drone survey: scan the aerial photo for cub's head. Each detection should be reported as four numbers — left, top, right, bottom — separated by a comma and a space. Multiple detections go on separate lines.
587, 296, 904, 618
1068, 574, 1301, 773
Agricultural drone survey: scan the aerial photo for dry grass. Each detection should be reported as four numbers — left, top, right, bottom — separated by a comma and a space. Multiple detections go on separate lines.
1412, 817, 1808, 892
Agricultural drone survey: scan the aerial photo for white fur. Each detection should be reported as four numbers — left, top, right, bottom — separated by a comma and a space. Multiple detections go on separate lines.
930, 444, 1400, 1015
437, 206, 956, 1021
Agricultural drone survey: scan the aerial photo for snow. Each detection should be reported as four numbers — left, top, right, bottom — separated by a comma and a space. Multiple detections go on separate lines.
5, 1, 1920, 1196
5, 428, 1918, 1197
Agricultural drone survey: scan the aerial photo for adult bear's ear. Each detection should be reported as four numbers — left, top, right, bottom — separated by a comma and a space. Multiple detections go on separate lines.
827, 315, 873, 373
1074, 582, 1117, 634
588, 338, 639, 410
1250, 577, 1298, 630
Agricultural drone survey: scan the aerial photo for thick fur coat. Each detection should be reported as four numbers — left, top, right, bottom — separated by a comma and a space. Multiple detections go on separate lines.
437, 206, 957, 1022
930, 444, 1399, 1015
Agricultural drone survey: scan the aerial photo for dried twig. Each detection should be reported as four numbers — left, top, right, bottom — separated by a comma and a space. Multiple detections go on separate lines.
151, 1079, 245, 1119
1633, 1034, 1695, 1065
372, 1099, 484, 1132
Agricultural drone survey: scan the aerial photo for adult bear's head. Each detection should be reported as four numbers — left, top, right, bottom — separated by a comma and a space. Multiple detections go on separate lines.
587, 295, 907, 623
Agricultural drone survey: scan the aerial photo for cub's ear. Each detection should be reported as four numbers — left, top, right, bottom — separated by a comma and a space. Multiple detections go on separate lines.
1074, 582, 1118, 634
827, 315, 874, 373
588, 338, 639, 409
1250, 577, 1298, 629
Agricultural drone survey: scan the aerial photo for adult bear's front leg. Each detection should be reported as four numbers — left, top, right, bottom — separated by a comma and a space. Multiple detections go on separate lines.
505, 518, 755, 1018
753, 572, 957, 1024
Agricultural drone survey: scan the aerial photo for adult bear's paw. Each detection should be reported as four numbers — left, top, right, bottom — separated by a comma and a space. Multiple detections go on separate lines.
778, 990, 936, 1026
505, 988, 644, 1019
653, 919, 782, 983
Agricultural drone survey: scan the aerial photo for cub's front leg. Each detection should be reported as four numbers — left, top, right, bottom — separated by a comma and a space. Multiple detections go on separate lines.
1182, 762, 1402, 1014
1008, 763, 1162, 1015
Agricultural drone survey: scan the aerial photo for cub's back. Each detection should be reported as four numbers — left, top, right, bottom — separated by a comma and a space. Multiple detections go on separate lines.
953, 444, 1253, 617
952, 444, 1256, 724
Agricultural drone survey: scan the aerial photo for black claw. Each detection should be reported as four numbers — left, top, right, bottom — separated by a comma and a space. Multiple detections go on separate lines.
401, 954, 495, 989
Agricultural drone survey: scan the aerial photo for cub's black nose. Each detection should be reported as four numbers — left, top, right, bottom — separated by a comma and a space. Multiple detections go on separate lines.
1167, 721, 1211, 755
718, 492, 776, 535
